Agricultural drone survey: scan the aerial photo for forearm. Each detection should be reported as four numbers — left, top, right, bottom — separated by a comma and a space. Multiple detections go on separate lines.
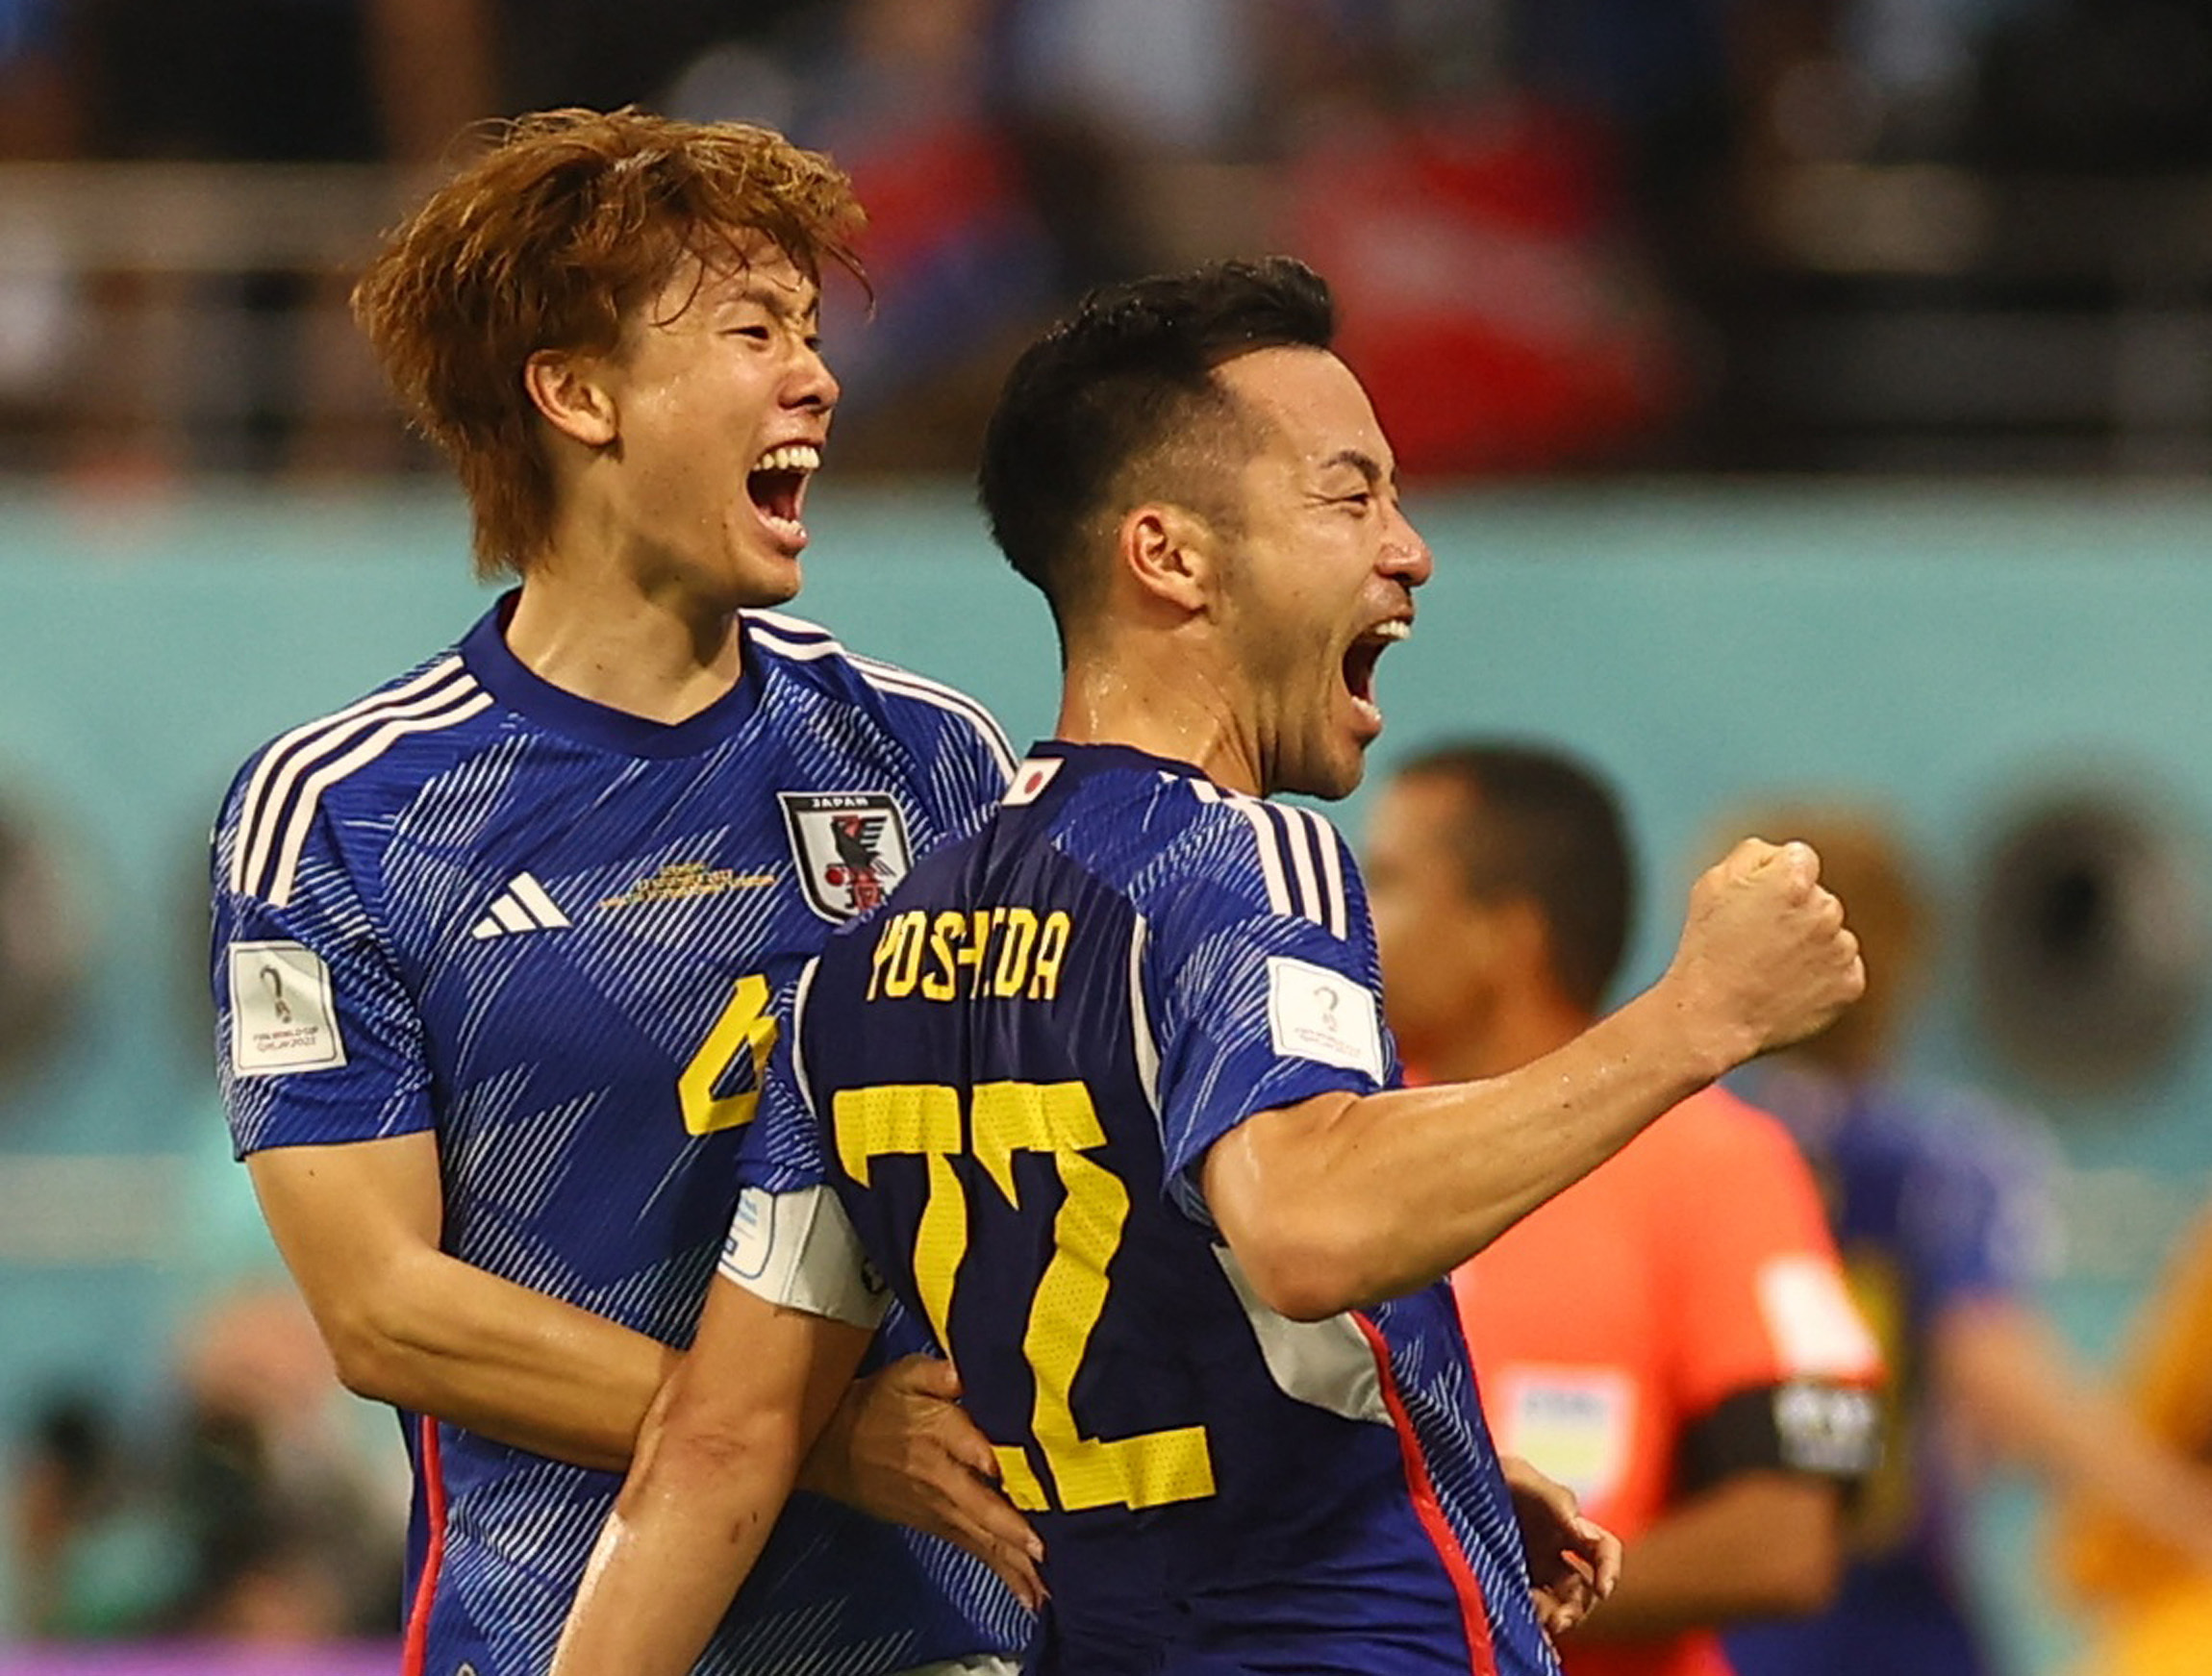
1574, 1473, 1842, 1640
250, 1138, 682, 1470
1941, 1301, 2212, 1559
1212, 982, 1731, 1317
553, 1288, 870, 1675
552, 1389, 798, 1676
330, 1243, 677, 1471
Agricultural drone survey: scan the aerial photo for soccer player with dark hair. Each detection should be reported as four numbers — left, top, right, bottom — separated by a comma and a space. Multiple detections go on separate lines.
211, 108, 1036, 1676
1364, 742, 1885, 1676
552, 255, 1867, 1675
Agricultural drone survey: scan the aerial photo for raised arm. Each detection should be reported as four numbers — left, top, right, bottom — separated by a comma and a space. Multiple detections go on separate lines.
551, 1275, 874, 1676
1206, 839, 1864, 1320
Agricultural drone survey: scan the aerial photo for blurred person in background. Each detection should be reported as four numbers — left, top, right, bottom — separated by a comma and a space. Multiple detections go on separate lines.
0, 0, 81, 157
58, 0, 499, 475
209, 108, 1036, 1676
1362, 740, 1885, 1676
8, 1393, 130, 1638
163, 1281, 403, 1640
662, 0, 1063, 473
1717, 803, 2212, 1676
1266, 0, 1691, 475
2047, 1198, 2212, 1676
6, 1289, 399, 1644
0, 0, 88, 456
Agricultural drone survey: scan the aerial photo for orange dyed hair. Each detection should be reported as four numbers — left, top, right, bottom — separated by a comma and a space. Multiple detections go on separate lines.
352, 107, 866, 578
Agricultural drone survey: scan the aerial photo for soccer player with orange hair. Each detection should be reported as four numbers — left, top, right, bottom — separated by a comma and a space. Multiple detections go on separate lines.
211, 109, 1034, 1676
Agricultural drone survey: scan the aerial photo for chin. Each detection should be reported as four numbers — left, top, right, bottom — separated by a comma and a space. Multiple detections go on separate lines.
1279, 751, 1367, 803
732, 553, 804, 609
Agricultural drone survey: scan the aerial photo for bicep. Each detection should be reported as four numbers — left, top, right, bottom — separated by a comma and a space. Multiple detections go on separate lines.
1197, 1092, 1366, 1320
245, 1131, 443, 1313
1198, 1094, 1346, 1234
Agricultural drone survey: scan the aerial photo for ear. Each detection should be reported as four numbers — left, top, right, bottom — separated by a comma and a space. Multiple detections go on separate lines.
1118, 503, 1217, 615
524, 349, 618, 449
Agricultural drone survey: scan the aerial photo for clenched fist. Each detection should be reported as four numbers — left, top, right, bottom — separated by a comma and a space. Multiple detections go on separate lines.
1662, 838, 1865, 1072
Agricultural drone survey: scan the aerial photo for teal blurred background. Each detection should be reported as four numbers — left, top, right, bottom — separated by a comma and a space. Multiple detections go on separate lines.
4, 479, 2210, 1666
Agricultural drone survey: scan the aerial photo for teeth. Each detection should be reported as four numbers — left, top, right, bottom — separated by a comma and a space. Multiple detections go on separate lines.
753, 442, 820, 474
1373, 620, 1411, 641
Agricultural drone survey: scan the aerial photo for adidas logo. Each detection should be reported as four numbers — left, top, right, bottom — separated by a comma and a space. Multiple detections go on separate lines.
469, 872, 573, 940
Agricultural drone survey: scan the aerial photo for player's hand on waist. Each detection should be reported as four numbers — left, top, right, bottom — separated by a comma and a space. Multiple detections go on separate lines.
1502, 1454, 1621, 1638
799, 1351, 1047, 1611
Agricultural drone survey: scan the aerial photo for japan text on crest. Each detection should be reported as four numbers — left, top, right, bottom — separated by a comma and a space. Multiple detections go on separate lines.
779, 790, 914, 922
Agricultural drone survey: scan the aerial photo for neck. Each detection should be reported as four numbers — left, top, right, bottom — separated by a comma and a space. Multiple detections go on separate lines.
1056, 633, 1262, 795
1417, 987, 1592, 1085
503, 550, 746, 725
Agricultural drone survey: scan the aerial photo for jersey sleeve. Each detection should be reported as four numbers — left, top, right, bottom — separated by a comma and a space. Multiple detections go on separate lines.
736, 962, 837, 1197
1143, 800, 1394, 1218
722, 958, 888, 1328
1667, 1097, 1886, 1488
211, 767, 434, 1159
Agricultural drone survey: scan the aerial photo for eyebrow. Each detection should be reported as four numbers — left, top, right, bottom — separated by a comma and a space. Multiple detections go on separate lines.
1319, 448, 1395, 490
727, 282, 821, 327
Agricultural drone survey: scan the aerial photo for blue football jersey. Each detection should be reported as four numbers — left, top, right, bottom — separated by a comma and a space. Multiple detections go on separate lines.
211, 598, 1029, 1676
747, 742, 1561, 1676
1722, 1067, 2058, 1676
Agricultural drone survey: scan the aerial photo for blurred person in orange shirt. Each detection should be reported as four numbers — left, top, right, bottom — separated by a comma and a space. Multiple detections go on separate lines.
1363, 741, 1885, 1676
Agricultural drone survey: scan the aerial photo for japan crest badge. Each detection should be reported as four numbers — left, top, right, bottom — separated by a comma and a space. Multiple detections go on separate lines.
779, 790, 915, 922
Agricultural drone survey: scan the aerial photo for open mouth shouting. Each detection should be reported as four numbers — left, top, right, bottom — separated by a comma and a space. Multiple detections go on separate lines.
747, 441, 820, 549
1343, 615, 1413, 736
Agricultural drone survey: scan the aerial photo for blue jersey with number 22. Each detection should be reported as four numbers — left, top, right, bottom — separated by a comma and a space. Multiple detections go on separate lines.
746, 742, 1562, 1676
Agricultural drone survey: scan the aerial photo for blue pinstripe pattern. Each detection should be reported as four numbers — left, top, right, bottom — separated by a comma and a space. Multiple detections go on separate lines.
212, 601, 1028, 1676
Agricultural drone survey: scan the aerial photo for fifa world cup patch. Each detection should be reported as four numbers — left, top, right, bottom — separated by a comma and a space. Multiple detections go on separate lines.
1265, 955, 1385, 1081
780, 790, 914, 922
227, 940, 347, 1076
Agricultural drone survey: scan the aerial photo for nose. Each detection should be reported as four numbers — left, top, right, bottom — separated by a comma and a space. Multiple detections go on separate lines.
1380, 499, 1434, 589
788, 337, 840, 414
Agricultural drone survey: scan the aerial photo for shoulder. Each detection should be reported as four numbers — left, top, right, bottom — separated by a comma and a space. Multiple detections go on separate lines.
1131, 783, 1357, 940
1636, 1088, 1841, 1259
1841, 1078, 2057, 1200
742, 609, 1017, 779
217, 647, 497, 908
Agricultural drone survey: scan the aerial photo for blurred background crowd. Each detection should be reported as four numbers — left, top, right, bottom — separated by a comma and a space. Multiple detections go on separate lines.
6, 2, 2212, 1673
6, 0, 2212, 480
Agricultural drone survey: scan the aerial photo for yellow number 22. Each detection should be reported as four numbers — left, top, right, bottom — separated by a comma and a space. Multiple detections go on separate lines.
833, 1078, 1215, 1514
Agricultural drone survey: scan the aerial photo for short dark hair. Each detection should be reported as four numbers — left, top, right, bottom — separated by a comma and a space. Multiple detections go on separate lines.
977, 257, 1335, 640
1395, 742, 1635, 1013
